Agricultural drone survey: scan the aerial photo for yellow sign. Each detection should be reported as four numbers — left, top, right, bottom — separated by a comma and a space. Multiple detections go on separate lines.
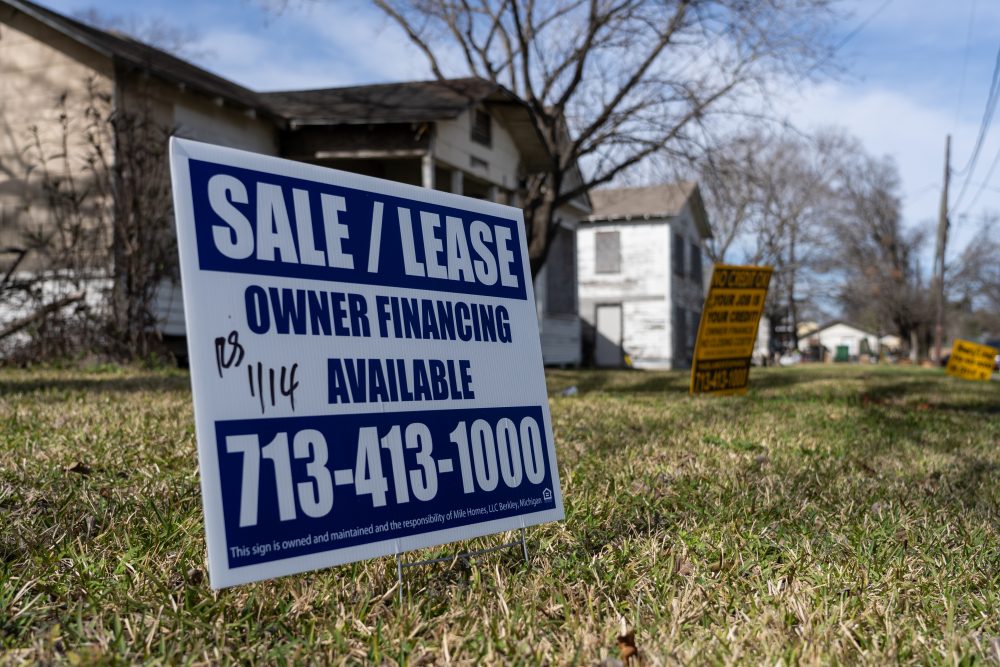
690, 264, 773, 395
946, 339, 998, 381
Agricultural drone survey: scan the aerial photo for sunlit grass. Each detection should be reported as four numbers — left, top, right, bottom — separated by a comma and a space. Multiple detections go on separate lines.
1, 364, 998, 664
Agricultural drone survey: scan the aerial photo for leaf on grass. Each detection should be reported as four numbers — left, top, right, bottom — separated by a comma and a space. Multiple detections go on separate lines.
617, 630, 640, 665
65, 462, 91, 475
674, 555, 694, 577
894, 529, 908, 548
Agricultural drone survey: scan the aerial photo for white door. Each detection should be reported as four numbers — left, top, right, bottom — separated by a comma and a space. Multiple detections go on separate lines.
595, 305, 623, 367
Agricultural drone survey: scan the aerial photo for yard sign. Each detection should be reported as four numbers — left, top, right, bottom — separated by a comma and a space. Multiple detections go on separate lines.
690, 264, 772, 396
169, 138, 564, 588
946, 339, 998, 381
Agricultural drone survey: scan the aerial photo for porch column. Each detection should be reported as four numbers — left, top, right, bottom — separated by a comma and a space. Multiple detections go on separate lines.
421, 153, 435, 189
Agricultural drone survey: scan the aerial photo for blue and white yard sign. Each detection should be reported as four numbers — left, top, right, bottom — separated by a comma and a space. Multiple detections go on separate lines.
169, 138, 564, 588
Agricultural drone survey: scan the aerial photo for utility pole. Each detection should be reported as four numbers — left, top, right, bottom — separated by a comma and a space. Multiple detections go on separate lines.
932, 134, 950, 363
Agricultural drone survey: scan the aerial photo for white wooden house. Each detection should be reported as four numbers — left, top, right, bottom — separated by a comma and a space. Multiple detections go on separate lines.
0, 0, 585, 364
577, 183, 712, 369
797, 320, 880, 362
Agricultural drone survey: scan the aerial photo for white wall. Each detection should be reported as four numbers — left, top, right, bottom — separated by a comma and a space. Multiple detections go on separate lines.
578, 221, 671, 302
578, 220, 672, 367
173, 102, 278, 155
578, 207, 709, 368
435, 108, 521, 191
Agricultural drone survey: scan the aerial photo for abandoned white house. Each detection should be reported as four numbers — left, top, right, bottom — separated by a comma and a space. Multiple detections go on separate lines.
577, 183, 712, 369
0, 0, 585, 364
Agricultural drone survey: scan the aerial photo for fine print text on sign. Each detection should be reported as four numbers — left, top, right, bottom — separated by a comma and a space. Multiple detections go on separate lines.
169, 138, 564, 588
946, 339, 998, 382
690, 264, 773, 396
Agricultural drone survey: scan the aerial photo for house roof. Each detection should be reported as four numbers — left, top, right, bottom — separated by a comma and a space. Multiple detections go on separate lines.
586, 183, 713, 239
806, 320, 879, 338
2, 0, 272, 116
2, 1, 561, 181
260, 78, 502, 126
261, 78, 551, 172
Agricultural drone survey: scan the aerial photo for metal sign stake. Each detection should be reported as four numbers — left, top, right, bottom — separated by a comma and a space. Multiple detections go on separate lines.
396, 529, 530, 604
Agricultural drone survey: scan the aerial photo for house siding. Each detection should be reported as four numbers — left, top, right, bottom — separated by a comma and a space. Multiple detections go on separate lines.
435, 109, 520, 191
578, 220, 674, 367
578, 202, 708, 369
0, 16, 114, 270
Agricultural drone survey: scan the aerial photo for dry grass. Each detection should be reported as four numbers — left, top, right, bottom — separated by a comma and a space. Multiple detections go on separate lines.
1, 364, 999, 664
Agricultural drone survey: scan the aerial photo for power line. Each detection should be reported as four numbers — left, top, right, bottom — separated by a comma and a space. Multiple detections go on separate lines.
957, 142, 1000, 217
953, 0, 979, 125
798, 0, 894, 82
833, 0, 894, 53
952, 44, 1000, 177
950, 44, 1000, 212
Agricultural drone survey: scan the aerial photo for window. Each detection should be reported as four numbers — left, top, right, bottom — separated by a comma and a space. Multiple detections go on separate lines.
673, 232, 685, 277
595, 231, 621, 274
470, 108, 492, 146
690, 241, 703, 285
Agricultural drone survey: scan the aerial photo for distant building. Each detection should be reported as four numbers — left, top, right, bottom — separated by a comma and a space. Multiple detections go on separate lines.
577, 183, 712, 369
0, 0, 585, 364
798, 320, 879, 362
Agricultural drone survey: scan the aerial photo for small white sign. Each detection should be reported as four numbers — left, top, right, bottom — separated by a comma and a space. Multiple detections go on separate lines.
169, 138, 564, 588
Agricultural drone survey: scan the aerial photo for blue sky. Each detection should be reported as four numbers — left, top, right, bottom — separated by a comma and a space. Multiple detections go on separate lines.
36, 0, 1000, 260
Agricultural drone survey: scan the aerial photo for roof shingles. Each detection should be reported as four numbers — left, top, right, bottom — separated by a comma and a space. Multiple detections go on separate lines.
588, 183, 696, 220
260, 78, 500, 125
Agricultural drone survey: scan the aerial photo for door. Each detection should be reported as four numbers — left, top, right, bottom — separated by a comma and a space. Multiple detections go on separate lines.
595, 304, 623, 367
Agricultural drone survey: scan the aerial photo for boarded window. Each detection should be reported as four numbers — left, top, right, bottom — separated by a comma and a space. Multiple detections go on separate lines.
546, 226, 577, 315
673, 233, 685, 276
470, 109, 492, 147
690, 241, 703, 284
595, 231, 621, 274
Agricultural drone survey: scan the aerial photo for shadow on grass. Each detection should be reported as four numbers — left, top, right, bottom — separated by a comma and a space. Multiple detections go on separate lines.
560, 367, 1000, 560
749, 366, 874, 390
547, 369, 690, 396
855, 378, 1000, 415
0, 373, 190, 398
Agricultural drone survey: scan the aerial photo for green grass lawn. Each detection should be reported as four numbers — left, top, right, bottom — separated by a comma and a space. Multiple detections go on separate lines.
1, 365, 999, 664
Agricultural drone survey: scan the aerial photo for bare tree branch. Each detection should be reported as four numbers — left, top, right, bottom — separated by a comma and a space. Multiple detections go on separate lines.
371, 0, 843, 276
